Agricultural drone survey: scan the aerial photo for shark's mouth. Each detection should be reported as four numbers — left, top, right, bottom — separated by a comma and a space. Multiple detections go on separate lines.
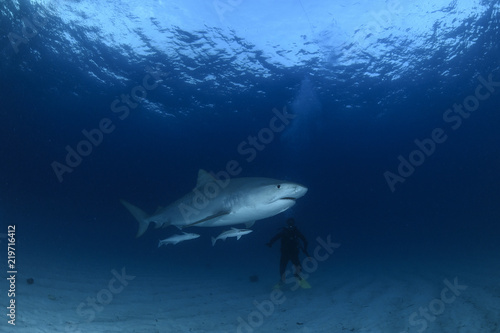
280, 197, 297, 201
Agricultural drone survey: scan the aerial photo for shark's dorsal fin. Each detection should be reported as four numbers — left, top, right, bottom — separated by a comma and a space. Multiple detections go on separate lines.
197, 169, 216, 187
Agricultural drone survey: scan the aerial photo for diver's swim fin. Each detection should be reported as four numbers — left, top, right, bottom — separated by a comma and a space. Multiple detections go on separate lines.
298, 278, 311, 289
273, 281, 284, 290
273, 278, 311, 290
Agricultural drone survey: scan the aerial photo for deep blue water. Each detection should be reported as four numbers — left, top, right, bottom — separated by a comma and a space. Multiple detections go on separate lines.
1, 0, 500, 279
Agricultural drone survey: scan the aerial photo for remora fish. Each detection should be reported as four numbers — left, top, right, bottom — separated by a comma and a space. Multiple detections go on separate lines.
211, 228, 253, 246
121, 169, 307, 237
158, 232, 200, 247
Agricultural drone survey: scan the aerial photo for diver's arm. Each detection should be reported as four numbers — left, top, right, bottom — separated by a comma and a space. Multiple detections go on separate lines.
297, 229, 309, 253
267, 232, 282, 247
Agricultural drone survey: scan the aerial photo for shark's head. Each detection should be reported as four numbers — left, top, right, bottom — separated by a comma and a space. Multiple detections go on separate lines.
242, 178, 308, 218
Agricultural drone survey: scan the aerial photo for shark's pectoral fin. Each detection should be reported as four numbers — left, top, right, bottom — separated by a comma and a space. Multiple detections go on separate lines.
181, 211, 230, 228
244, 221, 255, 228
237, 235, 241, 240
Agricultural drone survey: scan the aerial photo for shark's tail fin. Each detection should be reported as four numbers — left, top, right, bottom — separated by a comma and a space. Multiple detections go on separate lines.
120, 199, 150, 237
211, 237, 217, 246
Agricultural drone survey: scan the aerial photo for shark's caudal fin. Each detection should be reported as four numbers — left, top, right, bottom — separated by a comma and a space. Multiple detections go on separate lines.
120, 200, 150, 238
211, 237, 217, 246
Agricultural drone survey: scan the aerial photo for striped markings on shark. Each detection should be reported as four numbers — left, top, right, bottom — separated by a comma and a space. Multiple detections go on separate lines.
121, 169, 308, 238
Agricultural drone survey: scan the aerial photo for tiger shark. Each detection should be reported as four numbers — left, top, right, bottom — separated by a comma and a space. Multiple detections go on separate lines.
121, 169, 308, 237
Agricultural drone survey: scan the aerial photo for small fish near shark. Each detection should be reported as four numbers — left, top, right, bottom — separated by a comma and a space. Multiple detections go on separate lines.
211, 228, 253, 246
121, 169, 308, 237
158, 232, 200, 247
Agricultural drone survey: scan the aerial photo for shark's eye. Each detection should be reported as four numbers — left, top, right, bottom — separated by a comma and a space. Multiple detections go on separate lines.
277, 184, 281, 189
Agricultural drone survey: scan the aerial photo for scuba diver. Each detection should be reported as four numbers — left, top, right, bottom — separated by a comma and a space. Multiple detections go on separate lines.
266, 218, 310, 288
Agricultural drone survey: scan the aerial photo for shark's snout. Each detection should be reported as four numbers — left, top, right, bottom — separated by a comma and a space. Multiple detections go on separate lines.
295, 184, 308, 198
279, 184, 307, 201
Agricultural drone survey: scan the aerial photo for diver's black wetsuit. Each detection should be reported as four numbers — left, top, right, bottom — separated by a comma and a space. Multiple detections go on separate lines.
267, 220, 308, 280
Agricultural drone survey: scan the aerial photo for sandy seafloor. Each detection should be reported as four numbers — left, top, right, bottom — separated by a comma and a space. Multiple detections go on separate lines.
7, 244, 500, 333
